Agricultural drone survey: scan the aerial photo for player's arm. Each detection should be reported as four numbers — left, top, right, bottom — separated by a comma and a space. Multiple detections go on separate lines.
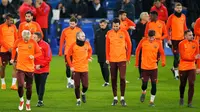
66, 44, 74, 68
59, 30, 65, 56
166, 15, 172, 41
34, 41, 42, 58
105, 32, 110, 62
36, 3, 50, 16
183, 16, 188, 31
36, 23, 44, 38
87, 42, 93, 59
40, 43, 52, 67
161, 22, 168, 40
14, 25, 19, 40
11, 39, 20, 60
164, 7, 168, 21
18, 23, 23, 39
158, 41, 166, 66
135, 39, 143, 67
124, 30, 132, 61
126, 18, 136, 28
194, 19, 200, 36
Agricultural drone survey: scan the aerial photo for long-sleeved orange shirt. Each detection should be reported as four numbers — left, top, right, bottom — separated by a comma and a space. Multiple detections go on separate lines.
106, 29, 132, 62
18, 21, 43, 39
59, 27, 82, 55
0, 23, 18, 52
145, 20, 168, 40
67, 41, 92, 72
135, 38, 166, 70
12, 38, 42, 72
120, 18, 136, 30
194, 18, 200, 45
179, 39, 199, 71
166, 14, 187, 40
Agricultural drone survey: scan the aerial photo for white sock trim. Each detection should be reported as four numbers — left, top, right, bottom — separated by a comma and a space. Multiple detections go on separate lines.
150, 95, 155, 102
1, 78, 5, 84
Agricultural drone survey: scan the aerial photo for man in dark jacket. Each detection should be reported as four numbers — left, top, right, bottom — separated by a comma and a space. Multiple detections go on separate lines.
94, 19, 110, 87
88, 0, 107, 18
68, 0, 88, 19
0, 0, 18, 24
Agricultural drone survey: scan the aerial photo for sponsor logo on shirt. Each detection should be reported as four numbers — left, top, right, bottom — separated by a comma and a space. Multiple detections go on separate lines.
28, 45, 32, 49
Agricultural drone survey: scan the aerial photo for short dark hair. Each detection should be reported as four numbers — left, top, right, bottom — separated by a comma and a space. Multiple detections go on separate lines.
34, 32, 43, 39
184, 29, 192, 36
25, 10, 34, 16
148, 30, 156, 37
175, 2, 182, 7
70, 17, 78, 23
100, 19, 108, 23
112, 18, 120, 24
150, 11, 158, 16
118, 10, 126, 15
5, 13, 14, 20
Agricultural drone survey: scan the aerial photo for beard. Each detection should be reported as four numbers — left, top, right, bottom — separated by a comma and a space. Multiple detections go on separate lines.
174, 11, 182, 18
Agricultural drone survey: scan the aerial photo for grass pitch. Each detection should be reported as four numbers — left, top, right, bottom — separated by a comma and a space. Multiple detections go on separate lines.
0, 56, 199, 112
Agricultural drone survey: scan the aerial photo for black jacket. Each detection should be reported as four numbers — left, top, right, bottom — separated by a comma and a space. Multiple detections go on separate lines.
94, 27, 110, 62
88, 2, 107, 18
132, 21, 147, 46
0, 3, 18, 24
68, 0, 88, 18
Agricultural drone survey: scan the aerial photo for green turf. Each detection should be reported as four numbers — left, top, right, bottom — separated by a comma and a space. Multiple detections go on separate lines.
0, 56, 199, 112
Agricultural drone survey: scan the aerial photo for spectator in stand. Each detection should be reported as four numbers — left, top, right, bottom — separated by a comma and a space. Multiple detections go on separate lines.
142, 0, 154, 12
57, 2, 68, 18
35, 0, 50, 43
115, 0, 135, 21
150, 0, 168, 22
19, 0, 36, 23
0, 0, 18, 24
9, 0, 22, 11
88, 0, 106, 18
68, 0, 88, 19
44, 0, 53, 35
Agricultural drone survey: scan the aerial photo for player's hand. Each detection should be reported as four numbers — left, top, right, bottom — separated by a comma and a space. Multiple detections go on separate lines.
77, 15, 82, 19
88, 57, 93, 62
196, 69, 200, 74
127, 61, 130, 64
106, 60, 109, 64
161, 63, 166, 67
167, 40, 172, 45
10, 59, 14, 64
129, 26, 136, 30
195, 54, 200, 59
58, 51, 62, 56
29, 55, 34, 60
8, 48, 12, 52
70, 67, 75, 72
35, 65, 41, 70
16, 48, 18, 52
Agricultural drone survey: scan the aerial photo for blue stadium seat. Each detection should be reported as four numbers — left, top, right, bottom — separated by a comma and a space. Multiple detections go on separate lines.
104, 0, 116, 10
48, 0, 61, 9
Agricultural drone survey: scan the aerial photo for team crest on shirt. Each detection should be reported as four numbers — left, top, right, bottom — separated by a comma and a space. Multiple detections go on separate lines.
160, 10, 163, 12
192, 45, 196, 49
120, 35, 123, 38
154, 45, 158, 49
28, 45, 32, 49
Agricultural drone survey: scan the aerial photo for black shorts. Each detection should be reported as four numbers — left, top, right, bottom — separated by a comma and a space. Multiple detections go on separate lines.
141, 69, 158, 83
172, 40, 182, 53
0, 52, 11, 66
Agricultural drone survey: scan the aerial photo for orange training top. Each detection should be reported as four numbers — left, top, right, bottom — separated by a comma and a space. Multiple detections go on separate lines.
0, 23, 18, 52
18, 21, 43, 39
12, 38, 42, 72
67, 41, 92, 72
166, 14, 187, 40
106, 29, 132, 62
59, 27, 82, 55
135, 37, 166, 70
179, 39, 199, 71
145, 20, 168, 40
120, 18, 136, 30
